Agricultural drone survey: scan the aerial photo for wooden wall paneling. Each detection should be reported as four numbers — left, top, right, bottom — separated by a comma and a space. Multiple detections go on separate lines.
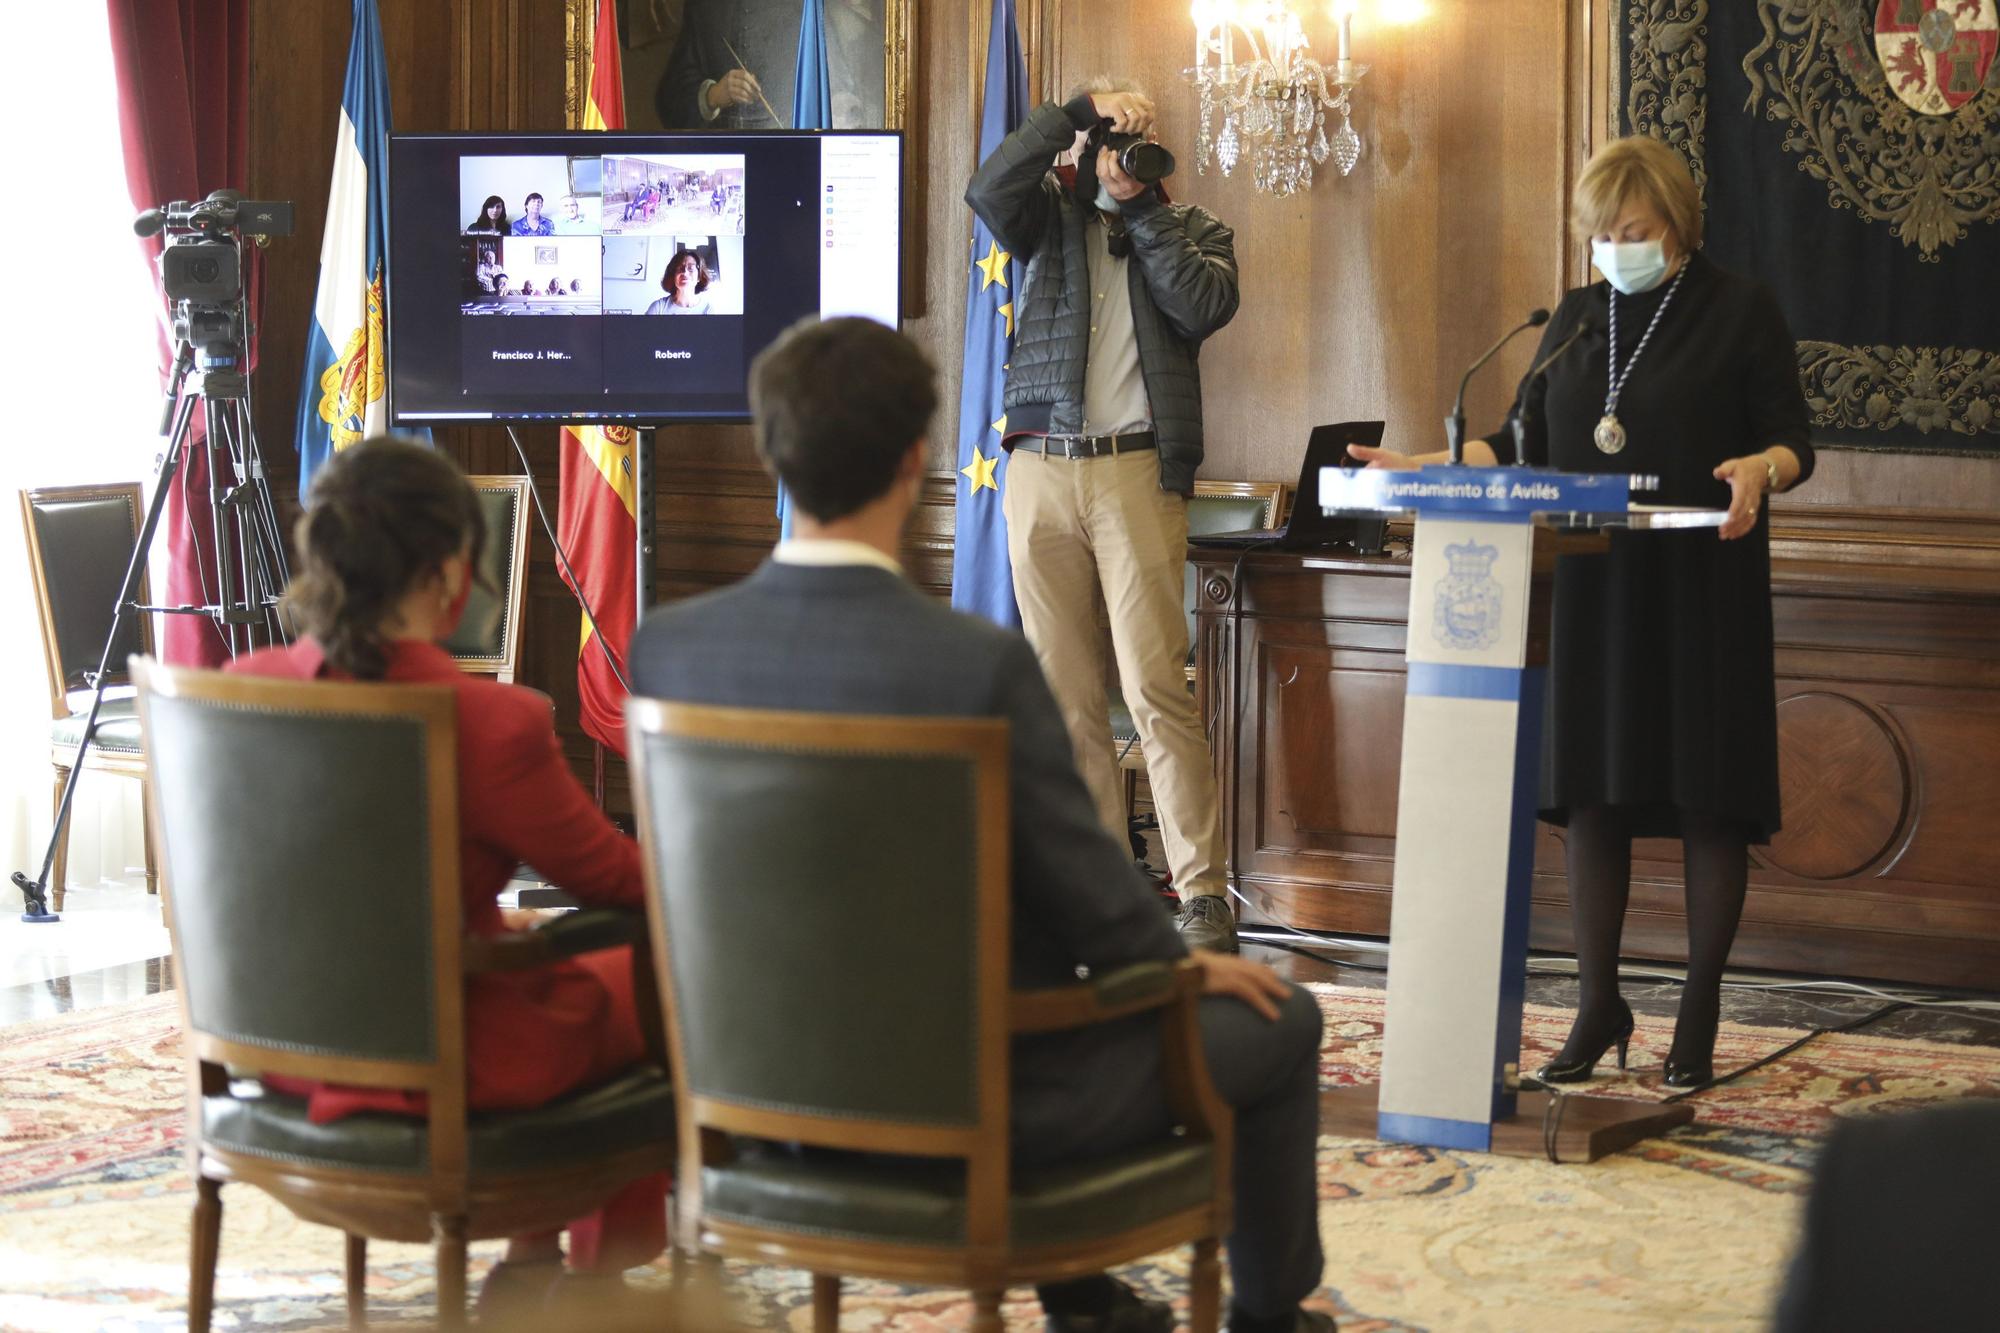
249, 0, 585, 792
1196, 514, 2000, 988
243, 0, 2000, 834
1050, 2, 1568, 478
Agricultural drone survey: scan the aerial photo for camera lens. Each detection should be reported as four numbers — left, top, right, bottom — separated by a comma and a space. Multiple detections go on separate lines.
190, 257, 220, 284
1116, 140, 1175, 185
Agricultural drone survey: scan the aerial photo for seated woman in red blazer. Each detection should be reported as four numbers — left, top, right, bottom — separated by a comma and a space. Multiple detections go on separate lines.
229, 439, 662, 1315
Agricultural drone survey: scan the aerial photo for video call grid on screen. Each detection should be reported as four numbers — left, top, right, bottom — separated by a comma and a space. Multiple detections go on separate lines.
387, 131, 902, 425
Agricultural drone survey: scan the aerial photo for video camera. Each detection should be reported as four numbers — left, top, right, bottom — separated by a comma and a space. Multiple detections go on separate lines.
133, 191, 294, 351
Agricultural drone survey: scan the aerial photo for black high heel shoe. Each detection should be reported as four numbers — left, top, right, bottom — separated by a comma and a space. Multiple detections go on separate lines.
1664, 993, 1720, 1088
1535, 1000, 1635, 1084
1662, 1059, 1713, 1088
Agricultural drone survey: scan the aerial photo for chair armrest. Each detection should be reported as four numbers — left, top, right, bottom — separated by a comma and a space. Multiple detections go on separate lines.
1010, 960, 1192, 1034
515, 886, 583, 910
463, 908, 646, 974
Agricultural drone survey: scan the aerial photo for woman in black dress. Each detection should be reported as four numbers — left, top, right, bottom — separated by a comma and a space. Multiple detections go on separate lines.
1352, 136, 1813, 1086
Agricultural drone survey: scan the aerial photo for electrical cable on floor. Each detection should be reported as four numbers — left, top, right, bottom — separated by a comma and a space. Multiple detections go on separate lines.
1656, 1001, 1912, 1104
1232, 918, 1988, 1155
1240, 932, 1388, 973
1235, 921, 2000, 1017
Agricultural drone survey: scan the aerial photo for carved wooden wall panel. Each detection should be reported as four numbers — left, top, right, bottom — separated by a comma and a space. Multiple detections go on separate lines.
1196, 512, 2000, 987
245, 0, 2000, 831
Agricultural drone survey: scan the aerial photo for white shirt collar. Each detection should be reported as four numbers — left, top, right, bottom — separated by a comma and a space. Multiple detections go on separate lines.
772, 538, 904, 576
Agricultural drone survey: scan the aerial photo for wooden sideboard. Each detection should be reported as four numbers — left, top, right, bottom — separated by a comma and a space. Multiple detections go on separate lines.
1192, 508, 2000, 988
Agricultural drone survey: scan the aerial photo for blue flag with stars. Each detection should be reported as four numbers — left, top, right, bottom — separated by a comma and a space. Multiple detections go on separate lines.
949, 0, 1028, 627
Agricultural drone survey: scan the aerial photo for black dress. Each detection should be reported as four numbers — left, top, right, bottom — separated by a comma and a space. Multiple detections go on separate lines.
1485, 251, 1814, 842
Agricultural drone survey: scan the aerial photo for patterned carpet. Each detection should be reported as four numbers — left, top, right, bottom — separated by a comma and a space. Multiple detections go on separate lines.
1, 985, 1995, 1331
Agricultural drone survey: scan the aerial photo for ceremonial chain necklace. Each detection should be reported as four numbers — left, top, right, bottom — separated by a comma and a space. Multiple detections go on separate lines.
1595, 262, 1688, 456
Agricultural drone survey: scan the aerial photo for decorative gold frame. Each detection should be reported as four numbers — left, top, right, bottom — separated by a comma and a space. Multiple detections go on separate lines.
565, 0, 919, 310
565, 1, 913, 134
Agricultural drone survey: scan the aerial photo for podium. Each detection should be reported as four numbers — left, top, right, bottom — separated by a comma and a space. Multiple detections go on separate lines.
1312, 466, 1716, 1162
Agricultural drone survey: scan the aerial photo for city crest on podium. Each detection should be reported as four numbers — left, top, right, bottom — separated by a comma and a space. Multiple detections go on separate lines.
1433, 540, 1502, 651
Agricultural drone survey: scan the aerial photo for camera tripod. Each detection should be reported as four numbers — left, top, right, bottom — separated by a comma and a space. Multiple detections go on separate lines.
12, 338, 290, 922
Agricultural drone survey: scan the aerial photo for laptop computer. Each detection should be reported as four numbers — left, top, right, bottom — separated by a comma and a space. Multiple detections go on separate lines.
1189, 420, 1387, 551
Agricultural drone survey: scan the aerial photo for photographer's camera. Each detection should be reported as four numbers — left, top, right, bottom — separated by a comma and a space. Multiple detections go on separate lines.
1100, 128, 1175, 184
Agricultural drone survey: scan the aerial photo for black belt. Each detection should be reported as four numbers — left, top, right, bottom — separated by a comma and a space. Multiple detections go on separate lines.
1012, 430, 1157, 460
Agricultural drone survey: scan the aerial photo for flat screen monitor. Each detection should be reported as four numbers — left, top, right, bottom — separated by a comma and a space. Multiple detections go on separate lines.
387, 131, 902, 425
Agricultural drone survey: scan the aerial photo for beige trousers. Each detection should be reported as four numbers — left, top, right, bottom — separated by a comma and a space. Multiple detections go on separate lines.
1003, 447, 1225, 902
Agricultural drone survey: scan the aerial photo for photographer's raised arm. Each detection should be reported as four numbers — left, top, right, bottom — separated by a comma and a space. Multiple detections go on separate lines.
965, 96, 1102, 260
1121, 196, 1241, 344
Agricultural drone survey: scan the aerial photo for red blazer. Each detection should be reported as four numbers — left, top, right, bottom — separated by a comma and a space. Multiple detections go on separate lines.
227, 638, 644, 1116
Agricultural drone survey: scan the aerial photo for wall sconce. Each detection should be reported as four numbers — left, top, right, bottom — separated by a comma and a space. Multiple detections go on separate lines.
1187, 0, 1366, 195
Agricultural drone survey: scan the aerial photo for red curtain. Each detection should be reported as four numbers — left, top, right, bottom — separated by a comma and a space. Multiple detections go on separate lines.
106, 0, 251, 668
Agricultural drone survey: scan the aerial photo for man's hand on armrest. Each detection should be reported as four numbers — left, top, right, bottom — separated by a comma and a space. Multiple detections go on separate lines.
1191, 952, 1292, 1021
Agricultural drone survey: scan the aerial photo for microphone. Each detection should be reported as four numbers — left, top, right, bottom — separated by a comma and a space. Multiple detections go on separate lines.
1508, 314, 1598, 465
1524, 312, 1596, 383
1447, 308, 1549, 464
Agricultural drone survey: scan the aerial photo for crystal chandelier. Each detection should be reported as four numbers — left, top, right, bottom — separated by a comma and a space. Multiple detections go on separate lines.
1186, 0, 1367, 196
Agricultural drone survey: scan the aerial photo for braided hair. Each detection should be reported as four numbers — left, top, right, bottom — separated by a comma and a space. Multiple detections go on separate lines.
285, 439, 486, 680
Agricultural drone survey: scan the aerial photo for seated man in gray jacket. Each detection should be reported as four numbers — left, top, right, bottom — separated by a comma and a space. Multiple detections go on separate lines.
628, 317, 1332, 1333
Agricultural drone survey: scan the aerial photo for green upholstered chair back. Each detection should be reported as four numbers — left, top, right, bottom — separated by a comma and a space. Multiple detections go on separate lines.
135, 661, 464, 1081
20, 485, 152, 713
441, 477, 529, 680
629, 702, 1011, 1148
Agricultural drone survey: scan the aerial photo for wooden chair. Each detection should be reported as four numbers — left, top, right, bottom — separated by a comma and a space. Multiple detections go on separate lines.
1111, 480, 1288, 846
20, 484, 157, 911
626, 701, 1232, 1333
442, 475, 531, 683
133, 660, 675, 1332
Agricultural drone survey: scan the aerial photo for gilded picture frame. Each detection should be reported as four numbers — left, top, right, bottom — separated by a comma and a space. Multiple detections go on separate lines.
566, 1, 911, 135
566, 0, 917, 312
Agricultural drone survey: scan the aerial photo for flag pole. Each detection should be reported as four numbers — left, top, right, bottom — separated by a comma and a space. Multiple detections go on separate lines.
635, 427, 656, 628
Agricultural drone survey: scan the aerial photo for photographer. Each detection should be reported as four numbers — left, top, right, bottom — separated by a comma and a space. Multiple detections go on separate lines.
966, 77, 1243, 953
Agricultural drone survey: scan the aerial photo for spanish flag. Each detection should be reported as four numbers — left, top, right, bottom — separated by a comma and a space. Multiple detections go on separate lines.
580, 0, 623, 131
559, 0, 634, 754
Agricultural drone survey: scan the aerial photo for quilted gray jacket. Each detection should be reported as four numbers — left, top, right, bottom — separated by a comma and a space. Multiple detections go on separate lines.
964, 96, 1239, 495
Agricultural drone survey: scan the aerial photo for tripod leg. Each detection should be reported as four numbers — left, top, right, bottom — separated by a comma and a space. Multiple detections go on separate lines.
14, 396, 193, 920
214, 400, 292, 649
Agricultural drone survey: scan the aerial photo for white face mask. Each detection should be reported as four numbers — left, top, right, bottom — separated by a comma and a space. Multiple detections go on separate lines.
1591, 238, 1670, 295
1095, 182, 1118, 214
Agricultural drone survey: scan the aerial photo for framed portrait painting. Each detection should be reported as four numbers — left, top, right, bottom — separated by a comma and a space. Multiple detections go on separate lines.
569, 0, 911, 135
569, 0, 918, 311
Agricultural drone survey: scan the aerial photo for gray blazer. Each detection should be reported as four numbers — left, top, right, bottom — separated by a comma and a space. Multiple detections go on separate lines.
628, 561, 1190, 1138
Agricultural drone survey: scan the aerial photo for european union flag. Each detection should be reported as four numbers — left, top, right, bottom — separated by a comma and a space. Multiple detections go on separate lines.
776, 0, 833, 541
950, 0, 1028, 627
